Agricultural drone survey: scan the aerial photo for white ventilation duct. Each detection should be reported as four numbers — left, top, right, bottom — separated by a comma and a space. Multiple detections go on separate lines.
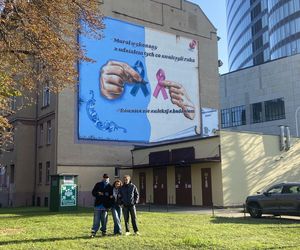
285, 126, 291, 151
279, 125, 285, 151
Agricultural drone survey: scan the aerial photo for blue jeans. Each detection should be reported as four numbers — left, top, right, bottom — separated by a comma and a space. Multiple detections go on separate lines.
91, 208, 108, 233
111, 205, 122, 234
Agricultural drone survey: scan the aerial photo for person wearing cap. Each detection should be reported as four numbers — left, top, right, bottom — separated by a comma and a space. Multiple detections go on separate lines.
90, 173, 113, 238
119, 175, 140, 235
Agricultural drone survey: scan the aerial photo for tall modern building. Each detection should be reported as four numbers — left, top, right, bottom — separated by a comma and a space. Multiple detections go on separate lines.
227, 0, 300, 71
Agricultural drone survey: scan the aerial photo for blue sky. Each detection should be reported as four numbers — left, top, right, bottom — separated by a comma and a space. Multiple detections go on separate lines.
189, 0, 228, 74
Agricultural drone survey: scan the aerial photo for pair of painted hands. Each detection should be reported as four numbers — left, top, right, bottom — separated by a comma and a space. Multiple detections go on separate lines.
100, 61, 195, 120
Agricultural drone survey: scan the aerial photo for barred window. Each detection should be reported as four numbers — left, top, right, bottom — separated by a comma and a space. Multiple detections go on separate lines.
231, 105, 246, 126
252, 102, 263, 123
221, 109, 231, 128
265, 98, 285, 121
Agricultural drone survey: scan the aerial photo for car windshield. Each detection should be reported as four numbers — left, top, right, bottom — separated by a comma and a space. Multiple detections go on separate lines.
266, 185, 283, 194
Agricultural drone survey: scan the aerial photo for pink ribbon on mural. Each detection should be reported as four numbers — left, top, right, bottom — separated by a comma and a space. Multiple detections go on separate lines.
153, 69, 168, 100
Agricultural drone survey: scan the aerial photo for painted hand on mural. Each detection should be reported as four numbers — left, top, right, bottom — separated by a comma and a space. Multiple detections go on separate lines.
100, 61, 142, 99
162, 80, 195, 120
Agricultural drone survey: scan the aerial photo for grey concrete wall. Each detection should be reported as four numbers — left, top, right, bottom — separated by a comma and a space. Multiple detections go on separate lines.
220, 53, 300, 136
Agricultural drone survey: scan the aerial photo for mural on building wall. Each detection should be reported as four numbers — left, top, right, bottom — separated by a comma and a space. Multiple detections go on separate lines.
78, 17, 200, 143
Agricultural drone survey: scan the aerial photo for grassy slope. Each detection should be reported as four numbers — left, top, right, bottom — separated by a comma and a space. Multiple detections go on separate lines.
0, 207, 299, 250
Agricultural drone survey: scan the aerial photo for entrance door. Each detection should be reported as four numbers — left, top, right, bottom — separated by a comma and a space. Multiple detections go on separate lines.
201, 168, 212, 206
175, 165, 192, 205
153, 167, 167, 204
139, 172, 146, 204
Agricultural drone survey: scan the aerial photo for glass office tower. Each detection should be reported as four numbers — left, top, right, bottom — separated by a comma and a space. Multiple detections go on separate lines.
269, 0, 300, 59
226, 0, 300, 71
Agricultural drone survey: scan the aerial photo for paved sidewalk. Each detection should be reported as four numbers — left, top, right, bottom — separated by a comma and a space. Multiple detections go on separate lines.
137, 204, 244, 216
136, 204, 300, 220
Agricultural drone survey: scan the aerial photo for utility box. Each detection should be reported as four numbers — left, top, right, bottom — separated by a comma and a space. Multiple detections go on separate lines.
50, 174, 78, 212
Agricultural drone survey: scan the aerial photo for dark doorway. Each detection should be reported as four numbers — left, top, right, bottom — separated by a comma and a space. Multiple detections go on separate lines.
153, 167, 167, 205
175, 165, 192, 205
201, 168, 212, 206
139, 172, 146, 204
36, 197, 41, 207
44, 197, 49, 207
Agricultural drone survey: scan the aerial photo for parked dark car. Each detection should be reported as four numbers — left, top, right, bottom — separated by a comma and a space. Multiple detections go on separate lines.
246, 182, 300, 218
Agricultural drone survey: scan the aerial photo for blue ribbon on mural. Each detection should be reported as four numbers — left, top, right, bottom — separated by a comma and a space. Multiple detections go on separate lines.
130, 60, 149, 97
86, 90, 127, 133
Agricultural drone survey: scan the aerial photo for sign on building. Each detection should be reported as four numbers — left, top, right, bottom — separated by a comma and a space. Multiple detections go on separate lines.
78, 17, 201, 143
202, 108, 219, 137
60, 184, 77, 207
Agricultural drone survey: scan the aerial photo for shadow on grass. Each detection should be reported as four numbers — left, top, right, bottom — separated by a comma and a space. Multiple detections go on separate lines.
211, 216, 300, 225
0, 235, 93, 246
0, 207, 93, 219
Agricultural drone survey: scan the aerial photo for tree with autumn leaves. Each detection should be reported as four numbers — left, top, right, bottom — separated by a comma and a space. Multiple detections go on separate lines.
0, 0, 104, 150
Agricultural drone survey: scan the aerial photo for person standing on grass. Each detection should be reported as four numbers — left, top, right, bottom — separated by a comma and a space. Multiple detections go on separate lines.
111, 179, 123, 235
120, 175, 140, 236
90, 173, 113, 238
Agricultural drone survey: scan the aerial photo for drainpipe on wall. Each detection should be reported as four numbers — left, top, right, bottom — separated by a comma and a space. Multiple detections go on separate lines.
33, 91, 39, 206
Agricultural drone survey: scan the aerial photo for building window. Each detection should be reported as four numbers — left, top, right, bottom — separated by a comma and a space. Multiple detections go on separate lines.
0, 165, 7, 187
38, 163, 42, 185
221, 106, 246, 128
37, 197, 41, 207
114, 167, 120, 177
221, 108, 231, 128
7, 127, 15, 151
265, 98, 285, 121
10, 96, 17, 111
46, 161, 50, 185
39, 124, 44, 146
44, 197, 49, 207
10, 164, 15, 184
252, 102, 263, 123
42, 82, 50, 107
46, 120, 52, 145
231, 105, 246, 126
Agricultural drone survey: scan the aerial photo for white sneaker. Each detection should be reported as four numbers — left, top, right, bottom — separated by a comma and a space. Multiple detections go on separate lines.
125, 232, 131, 236
135, 231, 140, 236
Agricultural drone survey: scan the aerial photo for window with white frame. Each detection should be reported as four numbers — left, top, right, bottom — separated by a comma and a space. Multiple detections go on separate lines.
46, 120, 52, 145
45, 161, 50, 185
10, 96, 17, 111
42, 82, 50, 107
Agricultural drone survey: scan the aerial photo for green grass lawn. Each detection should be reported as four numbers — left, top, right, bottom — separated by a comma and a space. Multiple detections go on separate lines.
0, 207, 299, 249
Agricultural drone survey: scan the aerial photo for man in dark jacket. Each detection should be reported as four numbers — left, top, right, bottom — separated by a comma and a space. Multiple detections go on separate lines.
119, 175, 139, 235
90, 173, 113, 237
